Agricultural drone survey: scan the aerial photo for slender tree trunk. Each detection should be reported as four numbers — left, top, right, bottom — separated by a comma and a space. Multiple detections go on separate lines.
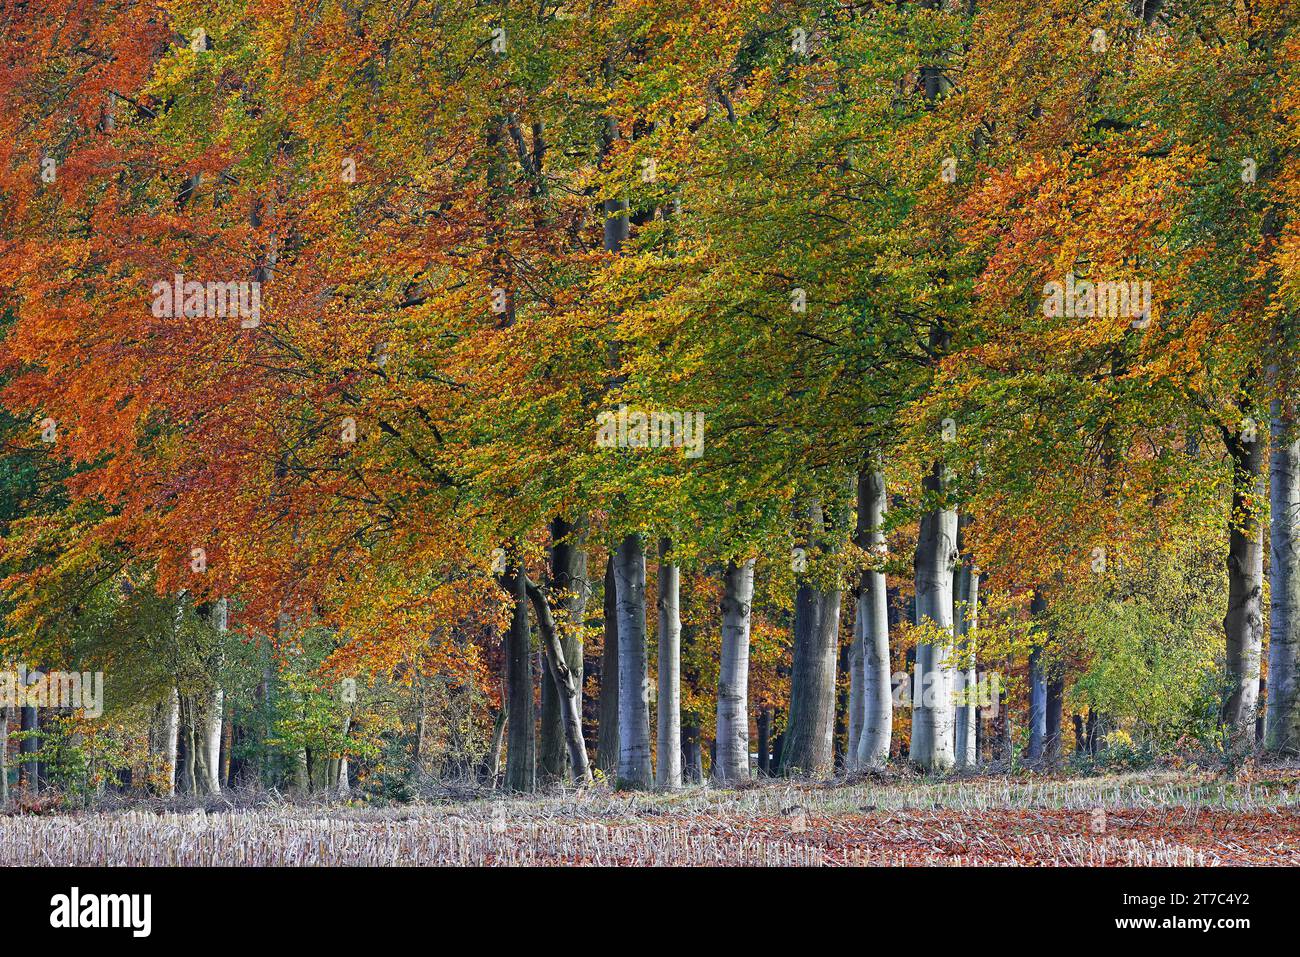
614, 533, 652, 788
540, 517, 588, 784
1268, 394, 1300, 753
1222, 425, 1265, 734
1027, 591, 1048, 764
655, 538, 682, 789
756, 709, 772, 776
856, 468, 892, 769
596, 556, 620, 775
162, 687, 179, 796
680, 590, 704, 784
847, 619, 864, 770
714, 559, 755, 784
909, 462, 958, 771
523, 577, 592, 785
952, 516, 979, 769
0, 705, 8, 804
780, 501, 841, 777
503, 554, 535, 793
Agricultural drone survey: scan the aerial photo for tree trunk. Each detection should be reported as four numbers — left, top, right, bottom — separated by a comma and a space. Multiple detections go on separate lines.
162, 687, 179, 796
523, 577, 592, 785
680, 590, 704, 784
1268, 395, 1300, 753
1045, 665, 1064, 766
19, 702, 38, 794
952, 515, 979, 769
909, 462, 957, 771
596, 556, 620, 775
780, 501, 841, 777
503, 554, 535, 793
1027, 591, 1048, 764
614, 533, 652, 788
1222, 425, 1265, 734
655, 537, 682, 789
756, 708, 772, 776
846, 617, 864, 770
856, 467, 892, 769
540, 517, 588, 784
714, 559, 755, 784
0, 705, 8, 804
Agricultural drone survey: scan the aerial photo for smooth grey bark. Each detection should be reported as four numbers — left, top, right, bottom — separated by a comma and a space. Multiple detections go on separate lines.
524, 577, 593, 785
952, 516, 979, 769
200, 598, 227, 795
655, 538, 682, 789
614, 533, 652, 788
909, 462, 958, 771
1027, 591, 1048, 764
1222, 425, 1265, 734
0, 705, 8, 803
503, 557, 535, 792
855, 468, 892, 769
541, 517, 588, 784
162, 687, 179, 795
596, 556, 619, 775
1268, 395, 1300, 753
714, 559, 755, 784
780, 501, 841, 777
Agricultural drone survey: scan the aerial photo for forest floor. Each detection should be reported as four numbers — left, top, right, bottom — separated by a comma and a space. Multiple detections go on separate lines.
3, 768, 1298, 865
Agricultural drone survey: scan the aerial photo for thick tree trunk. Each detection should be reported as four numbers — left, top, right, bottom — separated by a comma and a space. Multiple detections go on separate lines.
909, 462, 957, 771
1222, 426, 1265, 734
952, 516, 979, 769
503, 556, 535, 793
856, 468, 892, 769
714, 559, 755, 784
780, 501, 841, 777
614, 533, 652, 788
1027, 591, 1048, 764
596, 556, 620, 775
1268, 396, 1300, 753
756, 709, 772, 776
1045, 666, 1065, 766
655, 538, 682, 789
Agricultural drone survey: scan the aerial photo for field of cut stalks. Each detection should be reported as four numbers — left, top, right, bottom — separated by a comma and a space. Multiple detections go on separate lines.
3, 772, 1298, 866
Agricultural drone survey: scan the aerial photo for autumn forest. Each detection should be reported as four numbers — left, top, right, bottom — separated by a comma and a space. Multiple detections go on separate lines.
1, 0, 1299, 874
